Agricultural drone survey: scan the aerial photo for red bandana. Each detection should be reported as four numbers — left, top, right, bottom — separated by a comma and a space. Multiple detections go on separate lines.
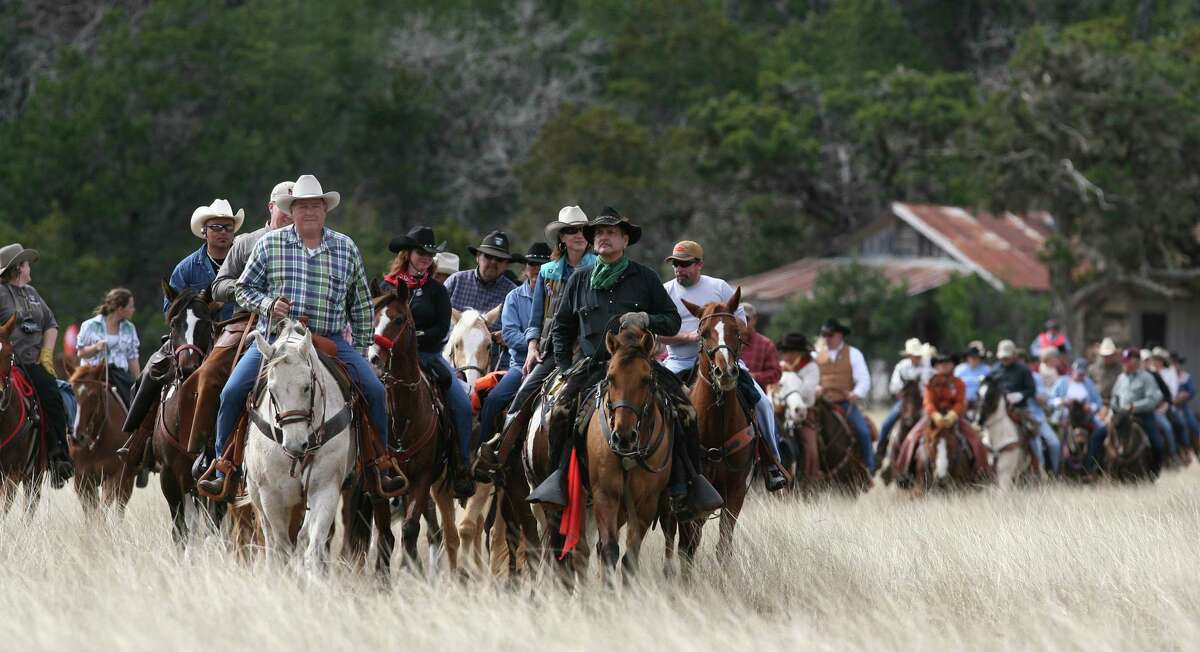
385, 270, 429, 290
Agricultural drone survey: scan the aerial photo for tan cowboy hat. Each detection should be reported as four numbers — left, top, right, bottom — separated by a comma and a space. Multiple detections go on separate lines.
275, 174, 340, 215
899, 338, 924, 357
545, 205, 590, 245
1097, 337, 1117, 356
190, 199, 245, 239
0, 243, 38, 277
1038, 346, 1060, 361
996, 339, 1016, 359
1152, 346, 1172, 362
434, 252, 460, 276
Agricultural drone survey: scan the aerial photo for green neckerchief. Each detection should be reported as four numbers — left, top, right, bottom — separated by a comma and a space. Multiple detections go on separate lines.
590, 256, 630, 291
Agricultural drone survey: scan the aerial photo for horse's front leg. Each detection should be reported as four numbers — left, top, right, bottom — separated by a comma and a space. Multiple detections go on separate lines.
301, 482, 342, 578
401, 479, 432, 570
432, 484, 461, 574
253, 483, 295, 562
593, 486, 621, 578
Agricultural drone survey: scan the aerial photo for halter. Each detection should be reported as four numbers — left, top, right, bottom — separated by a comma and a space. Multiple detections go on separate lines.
595, 367, 670, 474
374, 306, 423, 391
169, 297, 215, 375
697, 311, 742, 400
452, 312, 499, 378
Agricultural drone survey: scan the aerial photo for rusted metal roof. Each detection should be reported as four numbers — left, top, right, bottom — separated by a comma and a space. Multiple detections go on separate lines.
891, 203, 1051, 291
735, 256, 969, 301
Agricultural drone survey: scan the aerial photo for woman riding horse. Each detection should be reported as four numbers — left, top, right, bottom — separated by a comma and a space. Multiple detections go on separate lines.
896, 353, 990, 487
76, 288, 141, 406
0, 243, 73, 486
383, 225, 475, 498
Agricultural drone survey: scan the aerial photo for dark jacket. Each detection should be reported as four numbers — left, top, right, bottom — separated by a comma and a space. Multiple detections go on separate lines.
381, 278, 451, 354
987, 361, 1037, 408
550, 259, 681, 369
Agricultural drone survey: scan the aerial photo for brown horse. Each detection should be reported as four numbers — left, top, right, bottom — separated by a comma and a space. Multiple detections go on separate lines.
793, 398, 871, 494
587, 324, 672, 576
68, 363, 136, 513
1104, 411, 1154, 482
912, 420, 977, 495
664, 290, 752, 573
346, 281, 459, 575
0, 315, 48, 513
153, 287, 218, 543
1059, 400, 1093, 481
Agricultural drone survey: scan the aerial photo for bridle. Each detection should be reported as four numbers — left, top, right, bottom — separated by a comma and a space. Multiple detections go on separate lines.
169, 297, 215, 377
374, 301, 422, 392
697, 311, 742, 402
597, 354, 669, 474
451, 312, 497, 379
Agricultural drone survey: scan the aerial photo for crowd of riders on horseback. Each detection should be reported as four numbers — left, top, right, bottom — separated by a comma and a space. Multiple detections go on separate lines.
1, 174, 1191, 525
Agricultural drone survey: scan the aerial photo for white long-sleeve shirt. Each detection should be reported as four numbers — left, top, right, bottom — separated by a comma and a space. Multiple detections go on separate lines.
888, 357, 931, 395
827, 345, 871, 401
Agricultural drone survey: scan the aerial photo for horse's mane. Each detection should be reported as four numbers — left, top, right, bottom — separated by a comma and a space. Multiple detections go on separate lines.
70, 364, 107, 382
165, 287, 203, 321
448, 309, 486, 343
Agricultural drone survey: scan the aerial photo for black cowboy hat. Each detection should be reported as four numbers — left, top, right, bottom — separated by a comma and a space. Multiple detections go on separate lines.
932, 352, 959, 366
778, 333, 812, 352
389, 226, 446, 254
513, 242, 552, 266
819, 319, 851, 337
468, 230, 515, 260
584, 206, 642, 246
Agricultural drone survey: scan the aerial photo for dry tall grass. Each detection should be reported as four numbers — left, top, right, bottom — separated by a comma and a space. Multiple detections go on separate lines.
2, 469, 1198, 651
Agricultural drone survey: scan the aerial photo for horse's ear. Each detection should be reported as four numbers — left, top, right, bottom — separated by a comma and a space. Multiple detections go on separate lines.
639, 329, 655, 356
252, 331, 273, 358
484, 304, 502, 327
727, 286, 742, 313
369, 277, 382, 299
606, 330, 620, 356
393, 282, 410, 303
451, 308, 462, 324
0, 314, 16, 337
681, 299, 703, 320
162, 279, 178, 303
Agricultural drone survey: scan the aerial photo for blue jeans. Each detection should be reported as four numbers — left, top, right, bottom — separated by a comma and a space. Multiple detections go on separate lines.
835, 400, 876, 473
215, 336, 389, 459
1183, 405, 1200, 442
748, 372, 782, 463
479, 368, 523, 443
420, 351, 474, 466
1155, 414, 1177, 457
877, 400, 902, 457
1031, 412, 1061, 473
1085, 424, 1108, 471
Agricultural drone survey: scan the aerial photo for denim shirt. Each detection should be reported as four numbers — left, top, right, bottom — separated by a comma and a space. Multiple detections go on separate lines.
501, 281, 536, 367
954, 362, 991, 402
167, 244, 234, 321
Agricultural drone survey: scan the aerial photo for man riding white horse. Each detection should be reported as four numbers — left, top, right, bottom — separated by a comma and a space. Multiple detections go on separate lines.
198, 174, 404, 496
658, 240, 786, 491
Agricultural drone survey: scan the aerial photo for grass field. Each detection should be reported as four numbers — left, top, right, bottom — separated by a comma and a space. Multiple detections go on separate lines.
3, 464, 1198, 651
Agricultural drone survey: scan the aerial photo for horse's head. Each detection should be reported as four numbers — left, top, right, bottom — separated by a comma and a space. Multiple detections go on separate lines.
69, 363, 112, 448
776, 370, 811, 428
0, 314, 15, 386
254, 320, 320, 458
445, 308, 492, 386
162, 280, 217, 378
976, 377, 1001, 425
683, 287, 742, 394
899, 379, 922, 419
602, 324, 657, 453
370, 282, 417, 374
924, 420, 963, 485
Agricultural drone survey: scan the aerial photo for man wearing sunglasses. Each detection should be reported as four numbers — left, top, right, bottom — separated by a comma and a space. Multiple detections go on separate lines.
444, 230, 519, 368
166, 198, 244, 322
659, 241, 787, 492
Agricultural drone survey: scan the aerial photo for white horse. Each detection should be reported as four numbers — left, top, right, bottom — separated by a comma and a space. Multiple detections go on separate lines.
773, 366, 819, 428
975, 377, 1035, 489
244, 320, 353, 574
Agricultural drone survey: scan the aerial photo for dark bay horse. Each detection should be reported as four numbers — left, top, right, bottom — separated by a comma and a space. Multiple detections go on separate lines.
153, 286, 218, 542
347, 281, 459, 575
912, 420, 977, 495
664, 290, 752, 573
68, 362, 136, 512
1059, 401, 1093, 481
1104, 411, 1154, 482
587, 324, 671, 576
0, 315, 48, 513
796, 397, 871, 494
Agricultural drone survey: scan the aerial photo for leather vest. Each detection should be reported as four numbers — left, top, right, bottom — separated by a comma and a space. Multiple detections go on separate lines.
819, 348, 854, 402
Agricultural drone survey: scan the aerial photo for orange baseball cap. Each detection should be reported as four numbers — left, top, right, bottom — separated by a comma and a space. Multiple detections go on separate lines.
665, 240, 703, 262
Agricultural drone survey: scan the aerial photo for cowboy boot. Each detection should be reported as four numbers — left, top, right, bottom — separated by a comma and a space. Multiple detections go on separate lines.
764, 465, 786, 492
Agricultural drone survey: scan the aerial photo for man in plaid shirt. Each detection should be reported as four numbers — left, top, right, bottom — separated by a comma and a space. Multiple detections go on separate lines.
200, 174, 404, 496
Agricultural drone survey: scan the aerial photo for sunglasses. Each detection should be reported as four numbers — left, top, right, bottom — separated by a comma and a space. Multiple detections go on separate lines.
205, 224, 236, 233
670, 259, 697, 268
559, 227, 583, 236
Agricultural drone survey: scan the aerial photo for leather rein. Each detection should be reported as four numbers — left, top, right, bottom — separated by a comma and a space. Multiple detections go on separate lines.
596, 362, 670, 474
695, 311, 753, 469
374, 303, 439, 464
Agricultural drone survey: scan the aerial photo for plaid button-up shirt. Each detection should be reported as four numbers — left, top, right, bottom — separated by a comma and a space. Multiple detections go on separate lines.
443, 269, 516, 328
236, 225, 373, 350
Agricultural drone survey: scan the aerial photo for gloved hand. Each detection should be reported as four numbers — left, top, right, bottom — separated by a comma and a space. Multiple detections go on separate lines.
931, 412, 944, 428
620, 311, 649, 330
39, 347, 56, 377
1005, 392, 1024, 405
944, 411, 959, 426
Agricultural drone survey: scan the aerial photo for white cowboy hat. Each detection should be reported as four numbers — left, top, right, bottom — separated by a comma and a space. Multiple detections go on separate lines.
269, 180, 295, 203
1097, 337, 1117, 356
190, 199, 245, 239
922, 343, 938, 359
899, 338, 923, 357
275, 174, 340, 215
996, 339, 1016, 359
434, 252, 460, 276
1140, 348, 1152, 362
1038, 346, 1060, 361
544, 205, 589, 245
